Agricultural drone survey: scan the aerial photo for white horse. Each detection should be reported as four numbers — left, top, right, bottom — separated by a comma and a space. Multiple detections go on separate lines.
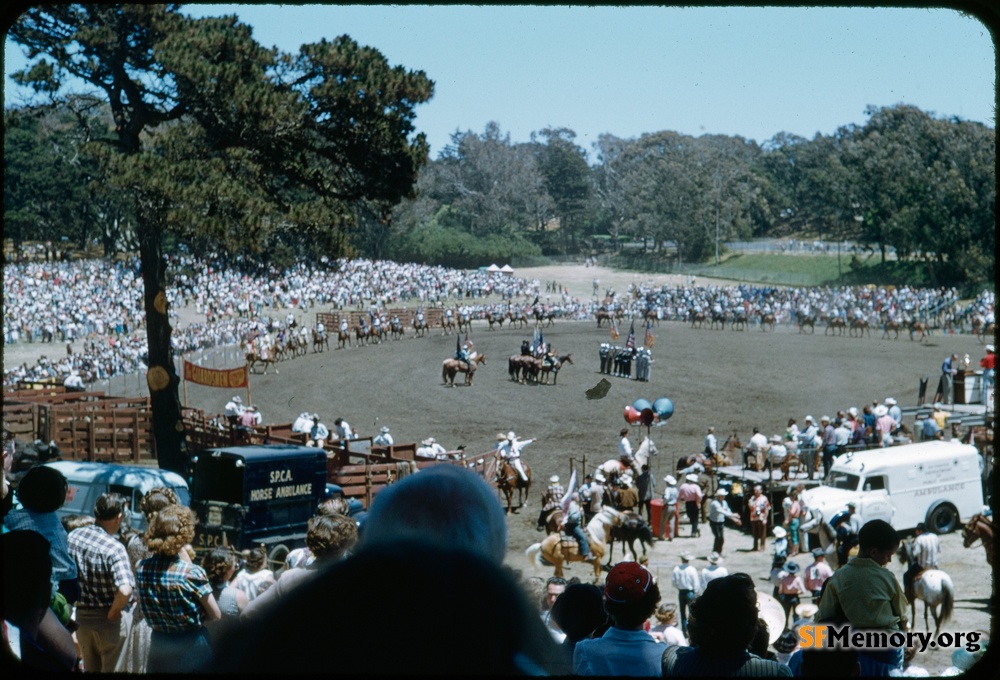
912, 569, 955, 636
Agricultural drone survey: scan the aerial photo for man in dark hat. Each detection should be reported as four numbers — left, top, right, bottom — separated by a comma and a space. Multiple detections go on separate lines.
777, 561, 808, 629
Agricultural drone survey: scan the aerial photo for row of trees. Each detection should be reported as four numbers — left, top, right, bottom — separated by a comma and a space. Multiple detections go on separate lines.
386, 106, 994, 284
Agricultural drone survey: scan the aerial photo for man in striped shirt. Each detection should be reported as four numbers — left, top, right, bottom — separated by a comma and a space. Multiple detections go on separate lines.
67, 493, 135, 673
902, 522, 941, 605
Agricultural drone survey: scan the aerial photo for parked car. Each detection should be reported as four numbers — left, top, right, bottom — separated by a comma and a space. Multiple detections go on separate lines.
45, 460, 190, 532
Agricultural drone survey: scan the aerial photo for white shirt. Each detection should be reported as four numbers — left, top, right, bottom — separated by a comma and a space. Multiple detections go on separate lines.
619, 436, 633, 459
336, 420, 354, 440
701, 565, 729, 591
749, 432, 769, 452
672, 564, 701, 592
291, 414, 312, 433
704, 432, 718, 455
912, 532, 941, 569
225, 400, 244, 418
373, 433, 394, 447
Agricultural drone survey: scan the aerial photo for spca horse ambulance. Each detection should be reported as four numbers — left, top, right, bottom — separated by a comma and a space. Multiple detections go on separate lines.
800, 440, 984, 534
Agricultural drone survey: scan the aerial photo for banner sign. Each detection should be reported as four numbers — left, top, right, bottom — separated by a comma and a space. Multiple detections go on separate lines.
183, 361, 249, 389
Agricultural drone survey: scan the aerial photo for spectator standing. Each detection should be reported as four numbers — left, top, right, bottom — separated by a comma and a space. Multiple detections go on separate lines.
373, 425, 394, 447
550, 583, 608, 675
636, 464, 654, 524
678, 474, 704, 538
649, 603, 687, 647
200, 547, 248, 649
748, 484, 771, 552
700, 553, 728, 591
707, 488, 741, 555
573, 562, 664, 676
817, 519, 908, 675
820, 416, 837, 476
980, 344, 995, 408
661, 574, 792, 677
135, 505, 221, 673
3, 465, 78, 604
777, 561, 808, 629
937, 353, 959, 405
233, 545, 275, 602
618, 427, 633, 463
784, 488, 803, 556
67, 493, 135, 674
659, 474, 679, 541
671, 551, 701, 637
803, 548, 834, 602
539, 576, 568, 643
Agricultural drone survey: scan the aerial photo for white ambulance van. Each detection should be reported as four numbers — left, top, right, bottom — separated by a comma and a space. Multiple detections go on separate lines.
800, 440, 984, 534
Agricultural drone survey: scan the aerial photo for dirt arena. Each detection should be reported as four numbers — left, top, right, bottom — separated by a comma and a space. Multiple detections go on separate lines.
5, 263, 993, 672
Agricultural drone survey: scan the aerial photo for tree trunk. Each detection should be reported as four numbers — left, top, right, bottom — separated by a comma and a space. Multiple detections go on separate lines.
138, 221, 190, 479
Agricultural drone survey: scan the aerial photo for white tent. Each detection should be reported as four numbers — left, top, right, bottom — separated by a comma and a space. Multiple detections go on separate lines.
487, 263, 501, 272
500, 264, 514, 274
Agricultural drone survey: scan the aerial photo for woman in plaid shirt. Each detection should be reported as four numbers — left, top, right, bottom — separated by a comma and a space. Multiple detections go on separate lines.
136, 505, 220, 673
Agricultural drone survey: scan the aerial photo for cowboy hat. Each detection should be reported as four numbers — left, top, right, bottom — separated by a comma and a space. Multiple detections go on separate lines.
885, 397, 897, 406
987, 344, 995, 353
380, 426, 390, 433
794, 603, 819, 619
874, 405, 888, 417
811, 547, 826, 558
819, 415, 831, 423
756, 592, 786, 645
549, 475, 560, 485
769, 435, 782, 443
685, 474, 699, 483
679, 551, 693, 562
847, 407, 859, 417
421, 438, 434, 446
664, 475, 677, 485
773, 526, 787, 538
715, 488, 728, 496
594, 471, 606, 482
804, 415, 815, 423
496, 432, 507, 441
232, 396, 242, 403
708, 552, 722, 564
507, 431, 517, 440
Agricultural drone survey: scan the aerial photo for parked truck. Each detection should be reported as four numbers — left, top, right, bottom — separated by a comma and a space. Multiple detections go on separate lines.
189, 444, 328, 568
800, 440, 984, 534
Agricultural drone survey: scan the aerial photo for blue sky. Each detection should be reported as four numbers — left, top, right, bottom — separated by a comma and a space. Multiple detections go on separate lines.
4, 5, 995, 160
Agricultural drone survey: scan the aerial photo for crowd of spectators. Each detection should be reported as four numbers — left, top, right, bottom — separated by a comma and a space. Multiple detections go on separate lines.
4, 254, 992, 389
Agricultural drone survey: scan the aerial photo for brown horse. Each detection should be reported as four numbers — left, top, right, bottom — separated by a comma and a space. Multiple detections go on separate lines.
596, 309, 612, 327
849, 318, 871, 338
389, 319, 405, 341
689, 310, 707, 329
962, 513, 993, 566
246, 347, 278, 375
909, 321, 930, 342
312, 328, 330, 353
412, 316, 429, 338
508, 354, 536, 383
526, 506, 626, 581
537, 354, 574, 385
825, 317, 847, 336
882, 320, 903, 339
457, 314, 473, 335
337, 327, 351, 349
442, 353, 487, 387
760, 313, 776, 332
507, 308, 529, 329
717, 434, 741, 466
486, 311, 504, 331
354, 325, 369, 346
496, 458, 531, 513
441, 315, 456, 336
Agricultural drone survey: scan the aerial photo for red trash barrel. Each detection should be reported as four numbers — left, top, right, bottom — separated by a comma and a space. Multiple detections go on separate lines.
650, 498, 665, 539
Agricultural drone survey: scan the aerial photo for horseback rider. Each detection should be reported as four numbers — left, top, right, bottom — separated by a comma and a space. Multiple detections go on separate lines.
316, 320, 325, 339
340, 317, 349, 335
416, 307, 425, 325
901, 522, 940, 604
521, 339, 531, 357
498, 430, 534, 482
455, 337, 473, 371
543, 344, 557, 368
559, 492, 596, 563
536, 475, 565, 532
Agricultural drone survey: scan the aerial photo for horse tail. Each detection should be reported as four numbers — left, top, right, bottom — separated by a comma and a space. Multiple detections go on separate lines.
940, 574, 955, 625
525, 542, 543, 571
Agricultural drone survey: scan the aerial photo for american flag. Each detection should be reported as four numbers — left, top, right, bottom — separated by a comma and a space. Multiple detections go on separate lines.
644, 321, 655, 348
625, 320, 636, 349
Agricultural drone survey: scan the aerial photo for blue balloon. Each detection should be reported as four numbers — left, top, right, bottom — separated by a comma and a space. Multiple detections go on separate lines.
632, 398, 652, 413
653, 397, 674, 420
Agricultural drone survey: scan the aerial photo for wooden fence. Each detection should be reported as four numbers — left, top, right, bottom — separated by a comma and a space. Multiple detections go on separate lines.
315, 307, 446, 331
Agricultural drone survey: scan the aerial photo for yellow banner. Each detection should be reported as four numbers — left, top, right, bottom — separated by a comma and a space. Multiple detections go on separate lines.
183, 361, 248, 389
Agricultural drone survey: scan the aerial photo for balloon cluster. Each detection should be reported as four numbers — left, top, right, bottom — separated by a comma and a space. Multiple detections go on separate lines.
624, 397, 674, 426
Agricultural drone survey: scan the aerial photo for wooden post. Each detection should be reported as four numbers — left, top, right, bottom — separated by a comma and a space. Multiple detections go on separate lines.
87, 415, 96, 462
132, 410, 140, 463
246, 364, 252, 408
112, 409, 119, 462
182, 356, 188, 408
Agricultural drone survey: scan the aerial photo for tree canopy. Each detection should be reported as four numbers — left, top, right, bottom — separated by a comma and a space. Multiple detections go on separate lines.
7, 4, 434, 475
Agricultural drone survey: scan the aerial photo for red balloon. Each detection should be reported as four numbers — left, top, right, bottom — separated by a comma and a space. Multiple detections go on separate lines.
624, 405, 642, 424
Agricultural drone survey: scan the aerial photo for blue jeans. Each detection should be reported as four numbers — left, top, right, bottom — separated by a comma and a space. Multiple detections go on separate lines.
823, 445, 838, 478
982, 369, 994, 407
678, 589, 695, 636
567, 523, 591, 557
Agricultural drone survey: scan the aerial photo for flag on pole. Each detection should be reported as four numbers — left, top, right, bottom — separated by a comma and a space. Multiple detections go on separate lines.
644, 321, 655, 348
560, 470, 578, 515
625, 320, 636, 349
610, 316, 620, 340
456, 334, 461, 357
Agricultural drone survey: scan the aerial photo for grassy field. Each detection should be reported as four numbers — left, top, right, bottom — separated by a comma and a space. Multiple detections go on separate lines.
610, 251, 947, 289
